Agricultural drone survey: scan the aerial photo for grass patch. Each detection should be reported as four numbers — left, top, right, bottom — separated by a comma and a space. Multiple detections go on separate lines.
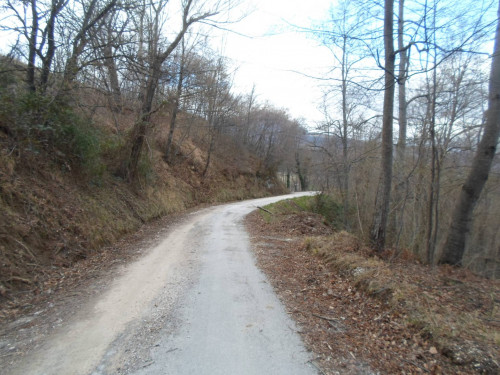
260, 193, 343, 228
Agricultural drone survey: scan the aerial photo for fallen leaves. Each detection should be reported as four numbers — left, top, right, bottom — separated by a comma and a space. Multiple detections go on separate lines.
246, 210, 500, 375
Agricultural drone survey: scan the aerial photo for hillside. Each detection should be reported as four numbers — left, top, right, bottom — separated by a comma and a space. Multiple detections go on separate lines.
0, 95, 285, 312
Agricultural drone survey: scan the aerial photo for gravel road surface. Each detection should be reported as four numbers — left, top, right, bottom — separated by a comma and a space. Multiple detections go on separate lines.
5, 193, 318, 375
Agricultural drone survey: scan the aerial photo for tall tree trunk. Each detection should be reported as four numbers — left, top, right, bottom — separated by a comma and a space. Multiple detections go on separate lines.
295, 151, 307, 191
27, 0, 39, 92
203, 129, 215, 177
125, 0, 211, 180
396, 0, 407, 160
59, 44, 86, 96
103, 25, 121, 111
426, 77, 438, 264
341, 34, 350, 229
202, 62, 221, 178
426, 4, 439, 264
126, 62, 160, 181
371, 0, 396, 252
58, 0, 118, 99
393, 0, 408, 243
165, 40, 186, 163
40, 0, 64, 93
440, 0, 500, 266
243, 85, 256, 145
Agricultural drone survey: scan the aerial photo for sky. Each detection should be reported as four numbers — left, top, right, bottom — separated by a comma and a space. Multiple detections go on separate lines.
1, 0, 496, 130
216, 0, 498, 129
215, 0, 335, 127
0, 0, 334, 127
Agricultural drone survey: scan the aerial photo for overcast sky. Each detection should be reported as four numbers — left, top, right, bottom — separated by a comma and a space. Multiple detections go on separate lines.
1, 0, 496, 130
216, 0, 335, 127
0, 0, 334, 127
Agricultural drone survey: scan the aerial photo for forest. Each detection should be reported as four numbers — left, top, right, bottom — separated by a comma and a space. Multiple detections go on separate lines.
0, 0, 499, 280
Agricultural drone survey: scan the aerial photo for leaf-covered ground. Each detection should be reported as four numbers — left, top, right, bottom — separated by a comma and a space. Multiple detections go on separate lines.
245, 202, 499, 374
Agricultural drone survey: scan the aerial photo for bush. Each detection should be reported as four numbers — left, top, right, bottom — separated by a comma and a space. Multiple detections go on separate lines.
262, 194, 344, 229
311, 193, 344, 229
0, 88, 105, 178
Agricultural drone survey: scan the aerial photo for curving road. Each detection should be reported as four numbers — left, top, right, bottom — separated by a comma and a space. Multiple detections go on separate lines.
7, 193, 318, 375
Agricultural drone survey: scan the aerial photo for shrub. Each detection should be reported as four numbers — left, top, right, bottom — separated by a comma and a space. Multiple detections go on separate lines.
0, 88, 105, 178
311, 193, 344, 229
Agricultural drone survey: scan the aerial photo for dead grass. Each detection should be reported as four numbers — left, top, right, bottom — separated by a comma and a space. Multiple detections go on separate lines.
304, 232, 499, 373
246, 198, 499, 374
0, 122, 285, 311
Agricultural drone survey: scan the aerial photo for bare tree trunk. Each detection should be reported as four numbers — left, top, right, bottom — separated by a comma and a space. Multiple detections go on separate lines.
396, 0, 407, 160
58, 0, 118, 98
426, 76, 437, 264
341, 34, 350, 229
102, 24, 121, 111
24, 0, 65, 93
126, 0, 217, 180
165, 41, 186, 163
202, 61, 220, 178
440, 0, 500, 266
295, 151, 307, 191
393, 0, 408, 248
27, 0, 39, 92
371, 0, 395, 252
203, 129, 215, 177
243, 85, 256, 145
40, 0, 65, 93
126, 62, 160, 181
426, 0, 440, 265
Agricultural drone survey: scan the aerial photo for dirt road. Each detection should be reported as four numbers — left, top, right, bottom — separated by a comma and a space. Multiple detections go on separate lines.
3, 193, 318, 375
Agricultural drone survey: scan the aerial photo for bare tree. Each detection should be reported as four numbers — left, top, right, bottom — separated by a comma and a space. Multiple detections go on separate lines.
164, 37, 187, 163
2, 0, 68, 92
242, 84, 257, 146
440, 0, 500, 266
124, 0, 228, 181
424, 0, 440, 264
201, 62, 239, 177
314, 0, 370, 227
57, 0, 119, 97
370, 0, 396, 252
396, 0, 408, 159
98, 10, 126, 111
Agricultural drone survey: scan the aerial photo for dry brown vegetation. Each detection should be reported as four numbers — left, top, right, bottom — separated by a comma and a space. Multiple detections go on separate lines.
0, 100, 285, 312
0, 19, 300, 318
246, 197, 499, 374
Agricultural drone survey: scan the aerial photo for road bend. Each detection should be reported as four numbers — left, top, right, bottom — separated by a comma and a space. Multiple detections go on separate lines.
8, 193, 319, 375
